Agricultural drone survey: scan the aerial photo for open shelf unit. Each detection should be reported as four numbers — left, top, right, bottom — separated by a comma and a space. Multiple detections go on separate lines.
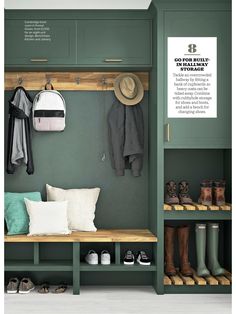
4, 230, 158, 294
162, 149, 232, 294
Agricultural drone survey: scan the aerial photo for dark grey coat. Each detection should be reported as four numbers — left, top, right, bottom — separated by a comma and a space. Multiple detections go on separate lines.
108, 99, 144, 176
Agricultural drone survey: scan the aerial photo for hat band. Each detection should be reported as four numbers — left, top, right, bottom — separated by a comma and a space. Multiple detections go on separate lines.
119, 83, 138, 99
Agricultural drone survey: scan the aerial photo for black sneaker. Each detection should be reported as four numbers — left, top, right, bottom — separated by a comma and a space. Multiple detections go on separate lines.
137, 251, 151, 266
123, 250, 135, 265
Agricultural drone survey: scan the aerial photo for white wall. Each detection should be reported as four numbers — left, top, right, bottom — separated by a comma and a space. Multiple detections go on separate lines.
5, 0, 152, 10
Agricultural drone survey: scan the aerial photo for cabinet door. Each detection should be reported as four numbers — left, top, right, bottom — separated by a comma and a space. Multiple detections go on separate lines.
77, 20, 151, 66
5, 20, 76, 65
164, 11, 231, 148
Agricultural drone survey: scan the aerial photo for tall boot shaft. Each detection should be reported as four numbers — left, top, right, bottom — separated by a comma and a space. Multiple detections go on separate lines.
207, 223, 225, 276
177, 225, 193, 276
164, 226, 176, 275
195, 224, 210, 276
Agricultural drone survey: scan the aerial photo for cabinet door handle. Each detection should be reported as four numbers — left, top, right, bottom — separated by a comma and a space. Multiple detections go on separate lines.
104, 58, 123, 63
165, 123, 170, 142
30, 58, 48, 62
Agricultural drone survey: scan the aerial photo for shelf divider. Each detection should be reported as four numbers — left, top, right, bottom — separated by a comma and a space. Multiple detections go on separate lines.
33, 243, 39, 265
115, 242, 121, 264
73, 242, 80, 295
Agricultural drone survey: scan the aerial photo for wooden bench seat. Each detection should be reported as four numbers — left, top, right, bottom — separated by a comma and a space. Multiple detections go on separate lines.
4, 229, 158, 243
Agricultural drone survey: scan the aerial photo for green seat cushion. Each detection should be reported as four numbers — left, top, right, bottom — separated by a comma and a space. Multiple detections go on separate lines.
4, 192, 42, 235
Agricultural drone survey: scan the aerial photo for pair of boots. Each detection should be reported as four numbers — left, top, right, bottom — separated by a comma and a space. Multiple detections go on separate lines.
195, 223, 225, 276
164, 225, 192, 276
165, 180, 193, 205
198, 180, 226, 206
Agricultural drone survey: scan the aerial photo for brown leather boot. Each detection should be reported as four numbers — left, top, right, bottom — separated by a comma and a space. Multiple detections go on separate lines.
213, 180, 226, 206
179, 180, 193, 204
177, 225, 193, 276
164, 226, 176, 275
198, 180, 213, 206
165, 181, 179, 205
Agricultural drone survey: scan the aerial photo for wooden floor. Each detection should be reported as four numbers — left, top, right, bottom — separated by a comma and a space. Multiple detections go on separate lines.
5, 286, 231, 314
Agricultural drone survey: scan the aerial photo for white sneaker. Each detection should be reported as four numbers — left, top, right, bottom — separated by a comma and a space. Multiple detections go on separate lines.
101, 250, 111, 265
85, 250, 98, 265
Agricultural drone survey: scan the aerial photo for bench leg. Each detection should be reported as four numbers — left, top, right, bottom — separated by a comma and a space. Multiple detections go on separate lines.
73, 242, 80, 295
115, 242, 120, 264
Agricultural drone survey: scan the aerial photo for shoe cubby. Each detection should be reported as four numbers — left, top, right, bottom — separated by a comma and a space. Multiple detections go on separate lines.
80, 242, 115, 265
164, 149, 231, 207
120, 243, 155, 266
163, 220, 231, 293
5, 243, 34, 262
5, 242, 73, 272
163, 149, 232, 294
5, 271, 73, 286
39, 243, 73, 262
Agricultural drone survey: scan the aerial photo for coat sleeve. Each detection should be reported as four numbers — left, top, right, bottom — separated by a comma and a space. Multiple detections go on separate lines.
107, 102, 125, 176
6, 115, 16, 174
124, 104, 144, 177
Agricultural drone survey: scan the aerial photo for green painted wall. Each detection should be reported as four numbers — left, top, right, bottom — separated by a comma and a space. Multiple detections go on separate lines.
5, 91, 149, 229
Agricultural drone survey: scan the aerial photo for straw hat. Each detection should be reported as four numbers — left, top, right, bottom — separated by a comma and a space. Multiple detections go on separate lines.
114, 73, 144, 106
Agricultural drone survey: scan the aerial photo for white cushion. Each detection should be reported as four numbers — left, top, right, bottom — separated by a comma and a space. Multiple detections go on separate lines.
24, 198, 70, 236
46, 184, 100, 232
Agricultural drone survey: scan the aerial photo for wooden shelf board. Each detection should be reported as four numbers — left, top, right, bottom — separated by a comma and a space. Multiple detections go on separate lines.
4, 229, 158, 243
164, 203, 232, 212
5, 72, 149, 91
164, 270, 232, 287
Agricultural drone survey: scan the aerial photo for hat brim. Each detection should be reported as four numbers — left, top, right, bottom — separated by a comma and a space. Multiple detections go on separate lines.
114, 73, 144, 106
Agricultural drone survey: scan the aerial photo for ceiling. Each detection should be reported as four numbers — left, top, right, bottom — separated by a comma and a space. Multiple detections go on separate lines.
5, 0, 152, 10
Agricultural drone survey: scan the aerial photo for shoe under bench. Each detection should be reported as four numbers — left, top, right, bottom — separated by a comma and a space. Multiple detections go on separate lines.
4, 229, 158, 295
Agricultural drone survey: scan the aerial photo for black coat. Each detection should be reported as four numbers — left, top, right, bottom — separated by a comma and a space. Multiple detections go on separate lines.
6, 86, 34, 175
108, 99, 144, 177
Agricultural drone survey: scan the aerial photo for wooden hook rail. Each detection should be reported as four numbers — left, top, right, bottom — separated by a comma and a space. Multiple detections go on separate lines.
4, 72, 149, 91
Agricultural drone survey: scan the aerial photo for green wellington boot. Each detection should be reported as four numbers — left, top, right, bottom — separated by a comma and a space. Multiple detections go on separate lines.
195, 224, 210, 277
207, 223, 225, 276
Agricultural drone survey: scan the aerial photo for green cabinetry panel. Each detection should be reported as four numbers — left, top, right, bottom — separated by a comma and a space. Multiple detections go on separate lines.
5, 20, 76, 65
164, 11, 231, 148
77, 20, 152, 66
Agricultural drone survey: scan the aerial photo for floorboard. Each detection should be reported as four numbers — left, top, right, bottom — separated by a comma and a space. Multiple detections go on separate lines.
4, 286, 232, 314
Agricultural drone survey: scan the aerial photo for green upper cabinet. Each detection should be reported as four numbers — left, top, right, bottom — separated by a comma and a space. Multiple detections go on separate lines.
5, 20, 76, 65
77, 20, 152, 66
164, 11, 231, 149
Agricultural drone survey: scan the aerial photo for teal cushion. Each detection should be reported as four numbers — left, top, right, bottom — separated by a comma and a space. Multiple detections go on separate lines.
4, 192, 42, 235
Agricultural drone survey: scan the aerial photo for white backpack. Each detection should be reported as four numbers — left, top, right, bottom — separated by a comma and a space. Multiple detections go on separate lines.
32, 85, 66, 132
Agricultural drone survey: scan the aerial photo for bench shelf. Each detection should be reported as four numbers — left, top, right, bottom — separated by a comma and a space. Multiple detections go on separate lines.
4, 229, 158, 294
80, 263, 156, 272
164, 210, 232, 221
5, 260, 73, 272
